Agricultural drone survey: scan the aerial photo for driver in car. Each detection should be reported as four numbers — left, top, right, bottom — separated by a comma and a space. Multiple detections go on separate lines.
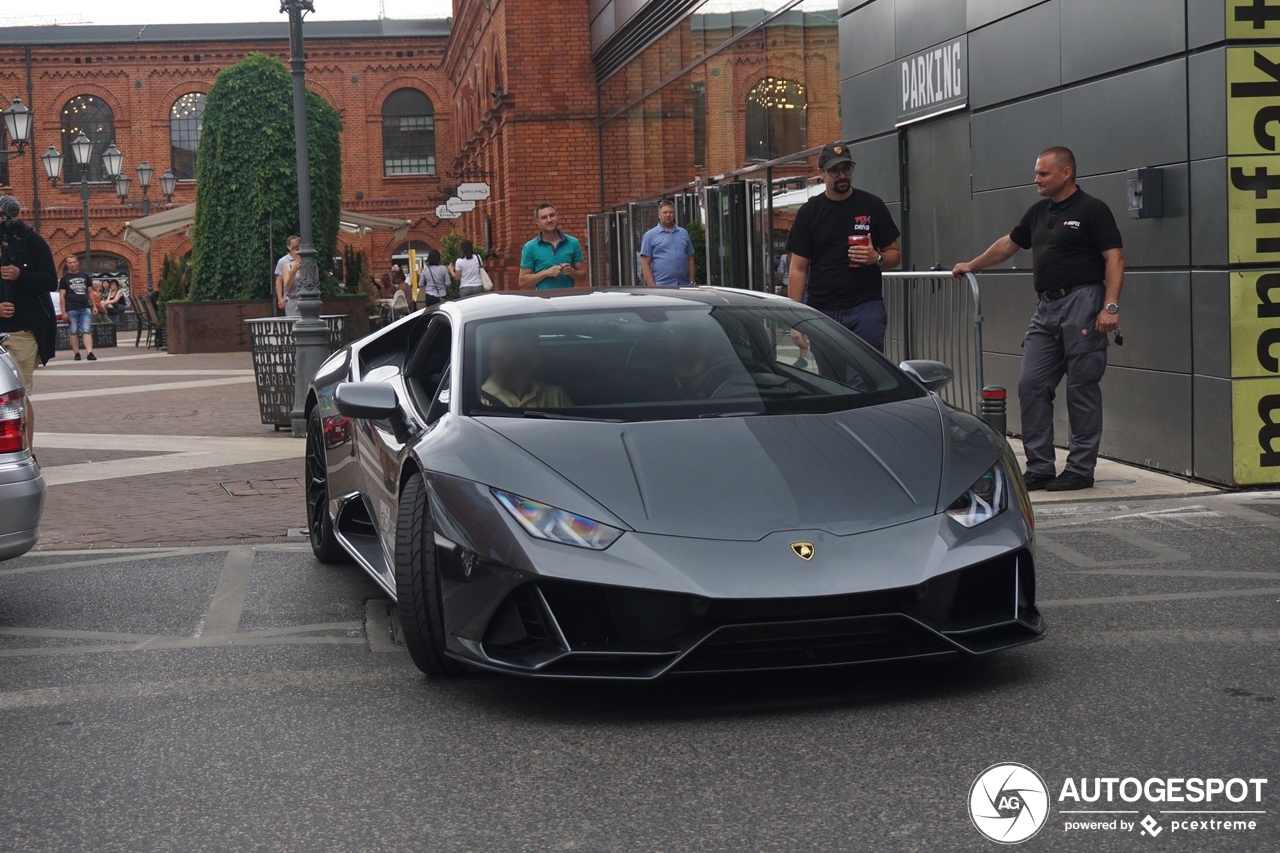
480, 327, 573, 409
671, 325, 725, 399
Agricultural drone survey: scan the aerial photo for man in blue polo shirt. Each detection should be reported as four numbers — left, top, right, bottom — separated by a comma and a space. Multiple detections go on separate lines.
519, 203, 587, 290
639, 199, 696, 287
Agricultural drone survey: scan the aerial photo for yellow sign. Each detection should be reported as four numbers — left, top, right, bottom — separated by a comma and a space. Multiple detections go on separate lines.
1231, 269, 1280, 378
1228, 47, 1280, 156
1227, 0, 1280, 40
1227, 155, 1280, 263
1232, 377, 1280, 482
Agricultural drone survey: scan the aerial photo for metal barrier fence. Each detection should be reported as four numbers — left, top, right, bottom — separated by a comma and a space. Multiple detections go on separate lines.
881, 271, 983, 415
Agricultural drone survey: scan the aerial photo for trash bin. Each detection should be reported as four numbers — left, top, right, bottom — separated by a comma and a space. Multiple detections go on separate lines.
247, 315, 348, 430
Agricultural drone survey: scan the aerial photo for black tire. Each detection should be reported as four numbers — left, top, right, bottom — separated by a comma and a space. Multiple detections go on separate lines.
306, 411, 349, 564
395, 473, 466, 677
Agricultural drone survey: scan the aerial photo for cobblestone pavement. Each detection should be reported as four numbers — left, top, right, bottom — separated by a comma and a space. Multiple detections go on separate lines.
30, 348, 305, 550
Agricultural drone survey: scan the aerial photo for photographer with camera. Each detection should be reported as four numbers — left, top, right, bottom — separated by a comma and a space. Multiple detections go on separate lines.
0, 195, 58, 450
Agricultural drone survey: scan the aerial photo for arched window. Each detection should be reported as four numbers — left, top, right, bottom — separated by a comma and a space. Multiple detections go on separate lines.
61, 95, 115, 183
382, 88, 435, 176
170, 93, 206, 180
745, 77, 807, 162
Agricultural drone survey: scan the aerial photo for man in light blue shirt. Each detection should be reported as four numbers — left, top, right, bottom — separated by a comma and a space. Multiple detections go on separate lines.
639, 199, 696, 287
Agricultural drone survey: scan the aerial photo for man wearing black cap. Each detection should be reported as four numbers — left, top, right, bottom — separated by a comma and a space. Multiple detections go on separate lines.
785, 141, 901, 351
0, 194, 57, 449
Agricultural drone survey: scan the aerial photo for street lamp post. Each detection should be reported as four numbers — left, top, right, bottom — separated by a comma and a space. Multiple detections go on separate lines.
282, 0, 327, 438
43, 135, 124, 288
115, 161, 177, 294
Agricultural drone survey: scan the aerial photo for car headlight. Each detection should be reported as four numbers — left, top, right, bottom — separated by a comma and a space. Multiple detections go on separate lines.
492, 489, 624, 550
945, 460, 1009, 528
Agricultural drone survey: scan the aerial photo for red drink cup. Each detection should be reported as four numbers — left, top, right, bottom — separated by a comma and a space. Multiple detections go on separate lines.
848, 234, 869, 267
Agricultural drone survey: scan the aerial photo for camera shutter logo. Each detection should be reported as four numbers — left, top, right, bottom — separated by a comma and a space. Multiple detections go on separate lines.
969, 763, 1050, 844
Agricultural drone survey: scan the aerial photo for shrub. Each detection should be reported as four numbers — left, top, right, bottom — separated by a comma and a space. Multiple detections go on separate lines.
189, 53, 343, 301
685, 219, 707, 285
155, 254, 190, 325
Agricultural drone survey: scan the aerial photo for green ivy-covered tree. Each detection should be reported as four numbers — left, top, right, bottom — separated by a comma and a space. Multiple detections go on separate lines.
189, 53, 343, 301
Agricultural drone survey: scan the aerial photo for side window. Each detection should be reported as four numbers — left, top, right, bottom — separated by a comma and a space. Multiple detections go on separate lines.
405, 316, 452, 424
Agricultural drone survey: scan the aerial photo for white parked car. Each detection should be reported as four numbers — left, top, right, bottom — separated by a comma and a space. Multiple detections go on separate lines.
0, 333, 44, 560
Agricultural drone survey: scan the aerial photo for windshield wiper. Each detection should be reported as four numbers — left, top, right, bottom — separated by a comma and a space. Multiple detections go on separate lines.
698, 410, 768, 418
521, 411, 628, 423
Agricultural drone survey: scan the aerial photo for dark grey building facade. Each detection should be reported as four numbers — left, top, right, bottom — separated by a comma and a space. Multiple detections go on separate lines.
840, 0, 1275, 486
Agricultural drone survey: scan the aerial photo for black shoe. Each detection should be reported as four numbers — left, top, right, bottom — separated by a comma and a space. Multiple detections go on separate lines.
1023, 471, 1055, 491
73, 352, 81, 361
86, 352, 97, 361
1046, 471, 1094, 491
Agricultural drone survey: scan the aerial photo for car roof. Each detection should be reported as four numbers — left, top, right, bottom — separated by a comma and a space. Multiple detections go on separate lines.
437, 287, 803, 323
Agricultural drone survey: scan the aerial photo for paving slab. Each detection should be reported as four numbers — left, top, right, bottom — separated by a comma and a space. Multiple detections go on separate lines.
1005, 438, 1222, 504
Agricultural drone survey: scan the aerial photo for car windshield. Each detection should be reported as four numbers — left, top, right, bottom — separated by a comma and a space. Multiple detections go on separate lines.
461, 304, 922, 421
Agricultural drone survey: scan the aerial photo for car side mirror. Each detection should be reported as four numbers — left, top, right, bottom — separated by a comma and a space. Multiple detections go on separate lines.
335, 382, 399, 420
899, 359, 954, 393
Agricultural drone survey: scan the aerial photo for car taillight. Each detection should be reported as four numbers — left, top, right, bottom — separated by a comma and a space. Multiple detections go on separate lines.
0, 388, 27, 453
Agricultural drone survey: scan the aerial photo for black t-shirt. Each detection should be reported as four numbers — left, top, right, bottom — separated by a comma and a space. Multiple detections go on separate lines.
60, 273, 91, 309
1009, 188, 1123, 292
786, 189, 900, 310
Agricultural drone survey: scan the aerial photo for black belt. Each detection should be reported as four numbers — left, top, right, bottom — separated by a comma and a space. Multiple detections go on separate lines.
1038, 283, 1098, 301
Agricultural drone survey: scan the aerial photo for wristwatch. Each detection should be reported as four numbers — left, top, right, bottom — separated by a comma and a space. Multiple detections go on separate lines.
1104, 302, 1119, 314
875, 251, 884, 267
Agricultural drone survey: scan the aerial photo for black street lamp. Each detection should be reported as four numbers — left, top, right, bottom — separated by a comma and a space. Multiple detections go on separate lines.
116, 160, 177, 294
43, 132, 123, 282
1, 97, 32, 160
282, 0, 327, 437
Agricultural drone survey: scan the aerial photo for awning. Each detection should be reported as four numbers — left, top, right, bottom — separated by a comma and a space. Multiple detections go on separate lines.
124, 204, 413, 251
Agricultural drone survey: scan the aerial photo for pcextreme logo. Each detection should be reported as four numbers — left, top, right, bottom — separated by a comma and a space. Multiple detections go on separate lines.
969, 764, 1269, 844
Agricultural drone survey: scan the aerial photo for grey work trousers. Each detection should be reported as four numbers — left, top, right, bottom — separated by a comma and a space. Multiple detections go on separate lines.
1018, 283, 1108, 478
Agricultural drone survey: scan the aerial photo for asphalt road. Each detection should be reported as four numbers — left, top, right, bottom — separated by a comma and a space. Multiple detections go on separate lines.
1, 492, 1278, 852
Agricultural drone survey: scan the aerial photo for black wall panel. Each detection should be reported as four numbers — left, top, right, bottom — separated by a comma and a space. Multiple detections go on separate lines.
1098, 367, 1193, 474
894, 0, 967, 59
1191, 271, 1230, 379
1059, 0, 1185, 84
904, 112, 973, 268
1189, 49, 1226, 161
971, 183, 1039, 266
1061, 59, 1188, 177
842, 62, 901, 140
839, 0, 896, 80
1193, 374, 1233, 483
968, 0, 1060, 109
1076, 166, 1190, 268
1190, 157, 1228, 267
976, 273, 1037, 354
967, 0, 1049, 31
1188, 0, 1226, 49
1105, 272, 1192, 375
970, 92, 1063, 191
850, 133, 901, 202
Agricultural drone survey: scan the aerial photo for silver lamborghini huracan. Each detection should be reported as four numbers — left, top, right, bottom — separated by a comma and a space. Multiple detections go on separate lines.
305, 287, 1043, 679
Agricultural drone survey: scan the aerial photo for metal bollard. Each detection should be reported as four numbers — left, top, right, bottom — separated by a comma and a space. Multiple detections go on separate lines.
981, 386, 1007, 437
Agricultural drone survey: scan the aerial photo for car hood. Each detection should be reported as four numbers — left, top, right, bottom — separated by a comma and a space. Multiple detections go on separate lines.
478, 397, 945, 541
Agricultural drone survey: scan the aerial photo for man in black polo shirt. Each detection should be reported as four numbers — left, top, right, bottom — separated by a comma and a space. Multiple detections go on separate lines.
786, 141, 901, 351
953, 146, 1124, 492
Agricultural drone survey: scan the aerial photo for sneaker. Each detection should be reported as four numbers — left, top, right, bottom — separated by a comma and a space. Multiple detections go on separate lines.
73, 352, 81, 361
1046, 471, 1094, 492
86, 352, 97, 361
1022, 470, 1055, 491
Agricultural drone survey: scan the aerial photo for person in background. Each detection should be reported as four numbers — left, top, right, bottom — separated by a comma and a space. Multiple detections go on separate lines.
519, 203, 586, 290
102, 280, 127, 318
639, 199, 696, 287
59, 256, 95, 362
786, 142, 901, 352
274, 235, 301, 316
0, 194, 57, 450
418, 249, 449, 308
390, 271, 412, 319
450, 240, 486, 297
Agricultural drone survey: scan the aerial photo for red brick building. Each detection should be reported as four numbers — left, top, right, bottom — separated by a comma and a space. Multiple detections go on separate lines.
0, 19, 454, 295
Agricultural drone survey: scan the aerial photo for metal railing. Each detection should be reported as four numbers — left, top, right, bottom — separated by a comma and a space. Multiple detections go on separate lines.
882, 271, 984, 415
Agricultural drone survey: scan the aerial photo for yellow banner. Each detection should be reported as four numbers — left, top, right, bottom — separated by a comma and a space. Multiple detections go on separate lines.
1227, 0, 1280, 40
1228, 47, 1280, 156
1233, 377, 1280, 482
1231, 269, 1280, 378
1227, 154, 1280, 263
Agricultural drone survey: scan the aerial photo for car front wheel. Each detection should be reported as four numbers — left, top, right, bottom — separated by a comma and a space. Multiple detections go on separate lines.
395, 473, 466, 677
